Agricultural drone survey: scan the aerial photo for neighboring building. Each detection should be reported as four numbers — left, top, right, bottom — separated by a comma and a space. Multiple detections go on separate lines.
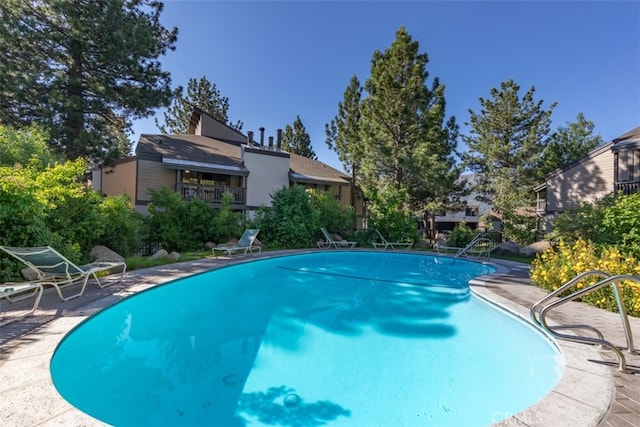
432, 173, 494, 232
535, 126, 640, 233
93, 108, 363, 221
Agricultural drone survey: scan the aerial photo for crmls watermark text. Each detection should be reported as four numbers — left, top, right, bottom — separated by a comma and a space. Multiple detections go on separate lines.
492, 411, 544, 424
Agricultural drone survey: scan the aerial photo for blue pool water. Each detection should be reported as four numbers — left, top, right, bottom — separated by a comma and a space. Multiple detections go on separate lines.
50, 252, 563, 426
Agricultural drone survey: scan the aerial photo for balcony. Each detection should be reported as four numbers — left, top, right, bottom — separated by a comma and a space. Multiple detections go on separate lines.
177, 182, 246, 205
536, 199, 546, 214
615, 181, 640, 195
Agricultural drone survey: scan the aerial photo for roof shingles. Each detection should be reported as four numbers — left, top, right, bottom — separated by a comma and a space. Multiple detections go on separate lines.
136, 134, 350, 183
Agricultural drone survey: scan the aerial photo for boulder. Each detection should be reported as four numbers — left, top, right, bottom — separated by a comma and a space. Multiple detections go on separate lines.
494, 241, 522, 255
149, 249, 169, 260
520, 241, 553, 256
168, 251, 180, 261
218, 238, 238, 247
21, 267, 40, 281
204, 241, 217, 250
91, 245, 125, 263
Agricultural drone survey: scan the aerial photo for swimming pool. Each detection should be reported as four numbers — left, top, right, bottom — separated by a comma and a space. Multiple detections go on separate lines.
50, 251, 563, 426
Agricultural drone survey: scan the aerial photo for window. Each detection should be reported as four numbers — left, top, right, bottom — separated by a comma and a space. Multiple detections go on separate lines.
465, 207, 479, 217
182, 170, 197, 183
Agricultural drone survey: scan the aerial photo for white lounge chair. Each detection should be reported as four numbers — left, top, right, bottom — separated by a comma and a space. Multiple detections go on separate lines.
435, 234, 494, 258
372, 229, 413, 250
1, 281, 44, 326
318, 227, 356, 249
212, 229, 262, 257
0, 246, 127, 301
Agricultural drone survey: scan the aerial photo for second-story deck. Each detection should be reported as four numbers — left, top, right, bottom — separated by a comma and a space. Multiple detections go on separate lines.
177, 182, 246, 205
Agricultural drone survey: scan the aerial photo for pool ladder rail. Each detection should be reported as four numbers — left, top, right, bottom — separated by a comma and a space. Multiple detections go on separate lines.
530, 270, 639, 372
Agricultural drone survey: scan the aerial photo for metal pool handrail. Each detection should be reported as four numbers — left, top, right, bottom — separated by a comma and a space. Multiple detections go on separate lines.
530, 270, 639, 371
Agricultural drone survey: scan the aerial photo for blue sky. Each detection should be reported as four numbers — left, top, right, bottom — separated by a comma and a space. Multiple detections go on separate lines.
132, 0, 640, 171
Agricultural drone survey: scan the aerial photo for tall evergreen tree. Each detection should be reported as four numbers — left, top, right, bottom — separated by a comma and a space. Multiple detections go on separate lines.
359, 26, 460, 224
0, 0, 178, 165
282, 116, 317, 159
325, 75, 363, 208
156, 76, 243, 134
462, 79, 556, 242
539, 113, 602, 177
463, 79, 556, 207
325, 75, 364, 175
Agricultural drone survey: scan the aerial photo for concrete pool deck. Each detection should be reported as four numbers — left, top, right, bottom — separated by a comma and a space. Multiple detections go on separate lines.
0, 249, 638, 426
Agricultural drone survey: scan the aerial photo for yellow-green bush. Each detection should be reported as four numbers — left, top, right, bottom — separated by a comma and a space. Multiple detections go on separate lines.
530, 239, 640, 316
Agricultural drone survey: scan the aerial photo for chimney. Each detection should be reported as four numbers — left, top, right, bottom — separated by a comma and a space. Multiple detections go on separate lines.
247, 131, 254, 147
276, 129, 282, 151
268, 136, 274, 150
259, 127, 265, 146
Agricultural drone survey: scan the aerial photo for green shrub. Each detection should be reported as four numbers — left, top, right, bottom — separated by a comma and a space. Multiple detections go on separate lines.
366, 186, 417, 243
546, 195, 614, 244
0, 166, 53, 281
308, 189, 356, 235
448, 221, 476, 248
0, 165, 53, 248
0, 159, 106, 279
602, 192, 640, 255
0, 159, 101, 260
254, 185, 316, 248
44, 182, 107, 259
143, 186, 213, 252
210, 192, 243, 244
354, 229, 378, 247
546, 192, 640, 257
0, 123, 63, 167
98, 194, 144, 256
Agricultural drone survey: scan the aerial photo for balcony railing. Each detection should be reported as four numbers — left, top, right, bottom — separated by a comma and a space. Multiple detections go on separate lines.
177, 183, 246, 205
536, 199, 546, 214
615, 181, 640, 195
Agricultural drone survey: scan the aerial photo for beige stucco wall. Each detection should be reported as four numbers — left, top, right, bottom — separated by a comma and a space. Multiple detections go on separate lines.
242, 147, 290, 208
99, 158, 137, 200
546, 145, 614, 212
137, 159, 176, 202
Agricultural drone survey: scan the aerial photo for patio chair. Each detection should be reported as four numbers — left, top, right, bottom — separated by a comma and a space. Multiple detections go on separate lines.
372, 229, 413, 250
435, 234, 494, 259
317, 227, 356, 249
212, 229, 262, 257
1, 281, 44, 326
0, 246, 127, 301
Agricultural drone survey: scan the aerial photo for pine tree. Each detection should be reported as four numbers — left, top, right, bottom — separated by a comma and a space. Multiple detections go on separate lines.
0, 0, 178, 165
156, 76, 243, 134
282, 116, 317, 159
463, 79, 556, 208
359, 27, 460, 220
325, 75, 363, 208
462, 79, 556, 243
325, 75, 364, 175
540, 113, 602, 177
